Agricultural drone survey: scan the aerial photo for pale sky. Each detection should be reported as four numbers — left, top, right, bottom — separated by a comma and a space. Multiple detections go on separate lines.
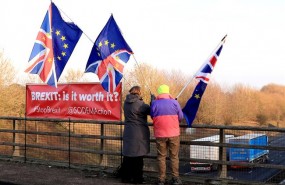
1, 0, 285, 89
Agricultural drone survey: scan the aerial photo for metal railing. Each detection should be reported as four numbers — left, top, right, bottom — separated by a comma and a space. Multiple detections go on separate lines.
1, 116, 285, 184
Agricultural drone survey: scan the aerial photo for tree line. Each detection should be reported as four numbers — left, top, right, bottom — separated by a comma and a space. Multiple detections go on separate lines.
1, 51, 285, 127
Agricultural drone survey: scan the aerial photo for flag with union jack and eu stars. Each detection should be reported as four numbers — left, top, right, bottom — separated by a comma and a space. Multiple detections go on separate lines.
182, 35, 226, 127
25, 2, 82, 87
85, 14, 133, 92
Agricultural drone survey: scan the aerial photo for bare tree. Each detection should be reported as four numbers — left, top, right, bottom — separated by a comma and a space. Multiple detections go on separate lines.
0, 84, 25, 116
259, 84, 285, 126
59, 69, 86, 83
0, 51, 16, 86
1, 49, 285, 127
124, 63, 191, 105
19, 74, 45, 85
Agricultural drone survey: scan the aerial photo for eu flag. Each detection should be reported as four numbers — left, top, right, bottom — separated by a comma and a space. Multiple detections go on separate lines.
85, 14, 133, 92
182, 81, 207, 127
182, 35, 226, 127
25, 2, 82, 87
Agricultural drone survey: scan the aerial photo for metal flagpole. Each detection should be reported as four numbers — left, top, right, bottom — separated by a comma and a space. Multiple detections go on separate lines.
176, 34, 227, 99
176, 75, 195, 99
132, 54, 152, 94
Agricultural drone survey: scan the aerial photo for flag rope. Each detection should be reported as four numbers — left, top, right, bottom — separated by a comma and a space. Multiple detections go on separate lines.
46, 2, 157, 95
55, 8, 131, 91
176, 34, 227, 99
56, 4, 94, 44
55, 5, 116, 86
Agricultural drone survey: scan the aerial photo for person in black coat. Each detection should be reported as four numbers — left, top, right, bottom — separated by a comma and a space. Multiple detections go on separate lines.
121, 86, 150, 184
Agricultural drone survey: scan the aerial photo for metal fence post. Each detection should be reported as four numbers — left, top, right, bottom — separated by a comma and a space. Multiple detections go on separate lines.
24, 116, 27, 162
120, 121, 123, 164
219, 128, 227, 179
12, 119, 20, 157
68, 119, 71, 168
99, 122, 104, 165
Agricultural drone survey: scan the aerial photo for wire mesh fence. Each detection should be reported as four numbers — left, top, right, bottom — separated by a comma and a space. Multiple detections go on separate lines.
1, 117, 285, 184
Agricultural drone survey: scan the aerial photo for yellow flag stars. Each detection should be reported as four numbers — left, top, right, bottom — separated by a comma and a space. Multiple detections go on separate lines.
194, 94, 201, 99
61, 36, 66, 41
54, 29, 69, 60
96, 40, 117, 58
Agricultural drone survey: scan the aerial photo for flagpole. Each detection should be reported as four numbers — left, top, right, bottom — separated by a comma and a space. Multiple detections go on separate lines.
132, 54, 152, 94
176, 34, 227, 99
176, 75, 195, 99
57, 8, 117, 82
55, 3, 117, 85
56, 5, 94, 44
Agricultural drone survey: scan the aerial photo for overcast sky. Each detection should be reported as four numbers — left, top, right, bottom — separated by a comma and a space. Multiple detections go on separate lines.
1, 0, 285, 89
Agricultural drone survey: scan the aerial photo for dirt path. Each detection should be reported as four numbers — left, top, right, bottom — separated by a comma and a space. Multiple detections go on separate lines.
0, 160, 137, 185
0, 159, 199, 185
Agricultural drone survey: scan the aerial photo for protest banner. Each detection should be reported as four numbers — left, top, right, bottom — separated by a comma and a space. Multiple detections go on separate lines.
26, 83, 121, 121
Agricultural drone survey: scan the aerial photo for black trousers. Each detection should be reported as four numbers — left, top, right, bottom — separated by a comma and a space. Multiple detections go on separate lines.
121, 156, 144, 182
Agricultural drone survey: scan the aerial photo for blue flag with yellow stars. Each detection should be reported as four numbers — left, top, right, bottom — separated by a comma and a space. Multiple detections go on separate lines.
182, 35, 226, 127
182, 80, 207, 127
25, 2, 82, 87
85, 14, 133, 92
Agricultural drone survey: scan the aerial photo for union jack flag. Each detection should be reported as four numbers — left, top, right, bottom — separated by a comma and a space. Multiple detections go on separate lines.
194, 41, 224, 83
25, 2, 82, 87
85, 14, 133, 92
182, 35, 226, 127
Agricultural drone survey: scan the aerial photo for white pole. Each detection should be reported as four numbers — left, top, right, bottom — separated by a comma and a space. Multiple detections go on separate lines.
132, 54, 152, 94
175, 35, 227, 99
176, 75, 195, 99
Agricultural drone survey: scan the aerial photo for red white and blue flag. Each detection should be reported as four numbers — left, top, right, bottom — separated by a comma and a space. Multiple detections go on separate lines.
85, 15, 133, 92
182, 35, 226, 127
195, 43, 224, 83
25, 2, 82, 87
